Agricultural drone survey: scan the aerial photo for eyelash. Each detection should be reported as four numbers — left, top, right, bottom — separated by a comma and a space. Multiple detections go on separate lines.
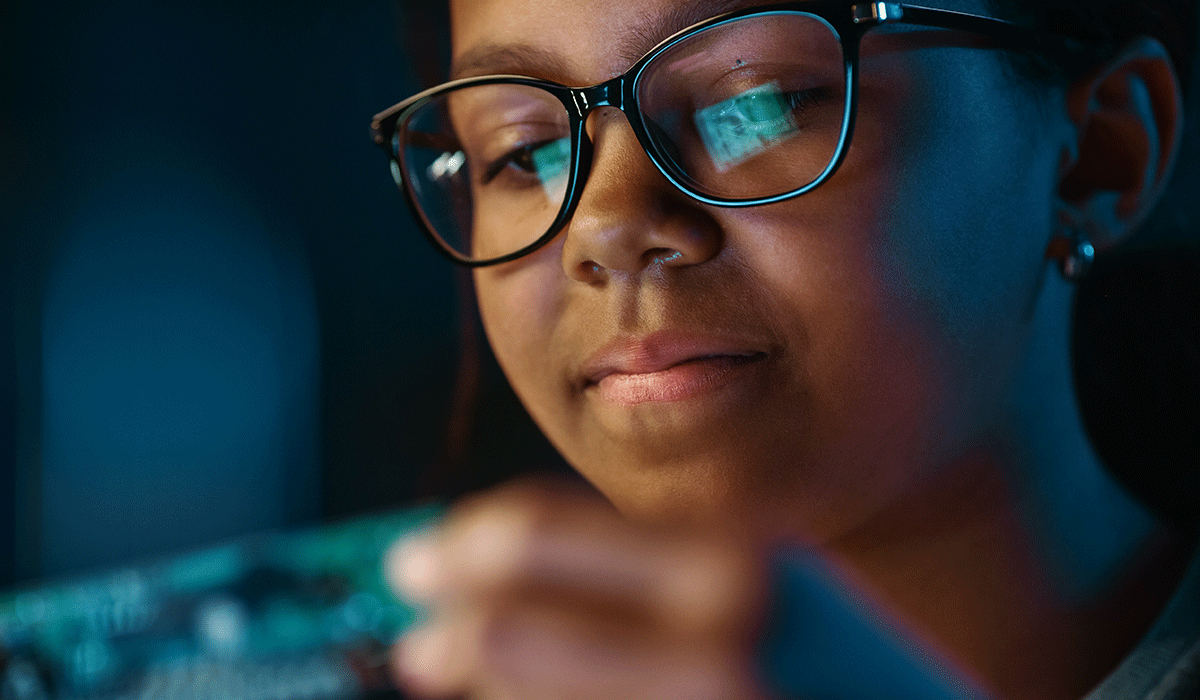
482, 140, 557, 184
783, 87, 835, 114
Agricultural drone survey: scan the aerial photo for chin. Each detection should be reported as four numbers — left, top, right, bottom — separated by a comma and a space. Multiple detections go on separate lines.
560, 443, 799, 534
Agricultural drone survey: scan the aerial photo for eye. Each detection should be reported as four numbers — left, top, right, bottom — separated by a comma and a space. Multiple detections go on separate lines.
699, 83, 837, 128
686, 81, 844, 174
780, 86, 838, 119
480, 137, 571, 189
483, 141, 546, 182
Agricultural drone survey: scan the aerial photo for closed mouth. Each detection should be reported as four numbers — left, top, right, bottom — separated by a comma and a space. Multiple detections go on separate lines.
586, 351, 769, 406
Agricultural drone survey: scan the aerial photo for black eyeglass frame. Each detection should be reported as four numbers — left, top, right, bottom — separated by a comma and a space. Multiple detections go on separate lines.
372, 1, 1065, 267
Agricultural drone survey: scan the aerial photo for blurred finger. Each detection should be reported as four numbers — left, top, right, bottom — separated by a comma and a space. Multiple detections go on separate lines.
387, 479, 765, 636
397, 602, 764, 700
392, 612, 483, 699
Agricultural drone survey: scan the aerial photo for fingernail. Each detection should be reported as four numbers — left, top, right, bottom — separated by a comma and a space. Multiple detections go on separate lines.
385, 531, 441, 601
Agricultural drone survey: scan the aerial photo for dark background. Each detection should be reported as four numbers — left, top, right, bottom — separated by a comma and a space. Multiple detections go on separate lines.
0, 0, 479, 587
2, 0, 1197, 589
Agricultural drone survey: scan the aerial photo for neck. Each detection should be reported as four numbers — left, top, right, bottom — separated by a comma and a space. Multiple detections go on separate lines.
822, 272, 1192, 700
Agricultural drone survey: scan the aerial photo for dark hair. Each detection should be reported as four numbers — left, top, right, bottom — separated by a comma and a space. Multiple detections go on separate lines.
1073, 246, 1200, 532
988, 0, 1199, 95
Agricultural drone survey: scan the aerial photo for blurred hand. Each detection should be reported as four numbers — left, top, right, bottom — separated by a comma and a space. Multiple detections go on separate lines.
384, 478, 775, 700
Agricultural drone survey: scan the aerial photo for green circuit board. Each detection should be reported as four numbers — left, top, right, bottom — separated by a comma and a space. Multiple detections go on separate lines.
0, 505, 442, 700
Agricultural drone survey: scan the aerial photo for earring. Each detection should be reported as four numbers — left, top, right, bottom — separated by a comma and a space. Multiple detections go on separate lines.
1054, 227, 1096, 282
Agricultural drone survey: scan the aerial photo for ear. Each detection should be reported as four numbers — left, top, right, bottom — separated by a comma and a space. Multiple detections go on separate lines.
1055, 37, 1185, 250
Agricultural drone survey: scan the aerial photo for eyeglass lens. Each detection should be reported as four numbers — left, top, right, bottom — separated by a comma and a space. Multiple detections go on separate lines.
396, 12, 847, 263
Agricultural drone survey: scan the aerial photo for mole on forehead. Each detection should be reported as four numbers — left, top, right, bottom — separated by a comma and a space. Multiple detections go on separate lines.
449, 0, 764, 80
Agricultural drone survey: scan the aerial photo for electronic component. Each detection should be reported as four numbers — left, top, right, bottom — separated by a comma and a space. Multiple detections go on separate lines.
0, 505, 441, 700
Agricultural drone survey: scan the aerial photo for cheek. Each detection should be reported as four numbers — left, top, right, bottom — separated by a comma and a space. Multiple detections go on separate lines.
878, 53, 1054, 312
475, 267, 549, 373
727, 52, 1061, 460
728, 195, 959, 470
852, 49, 1059, 378
473, 248, 574, 425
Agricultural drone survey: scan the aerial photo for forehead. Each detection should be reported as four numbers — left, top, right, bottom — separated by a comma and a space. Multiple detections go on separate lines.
449, 0, 984, 82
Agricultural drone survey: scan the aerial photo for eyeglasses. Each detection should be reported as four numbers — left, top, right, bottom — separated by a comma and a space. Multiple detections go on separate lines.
372, 2, 1060, 266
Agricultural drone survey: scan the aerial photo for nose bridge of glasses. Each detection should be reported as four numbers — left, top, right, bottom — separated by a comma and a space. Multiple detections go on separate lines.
570, 76, 626, 119
851, 3, 903, 26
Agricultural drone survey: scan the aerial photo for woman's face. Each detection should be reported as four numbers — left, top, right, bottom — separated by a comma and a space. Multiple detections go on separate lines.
455, 0, 1070, 538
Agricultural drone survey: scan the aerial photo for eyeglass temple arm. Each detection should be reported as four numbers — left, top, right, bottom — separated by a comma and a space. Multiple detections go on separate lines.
867, 3, 1071, 53
371, 118, 460, 155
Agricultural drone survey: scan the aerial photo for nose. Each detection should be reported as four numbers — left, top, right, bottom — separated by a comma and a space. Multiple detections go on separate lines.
560, 108, 722, 283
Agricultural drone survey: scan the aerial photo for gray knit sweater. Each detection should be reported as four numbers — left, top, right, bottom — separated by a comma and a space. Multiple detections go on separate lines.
1085, 548, 1200, 700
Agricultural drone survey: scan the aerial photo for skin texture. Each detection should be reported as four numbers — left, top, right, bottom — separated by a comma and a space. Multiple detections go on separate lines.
388, 1, 1190, 698
465, 1, 1054, 536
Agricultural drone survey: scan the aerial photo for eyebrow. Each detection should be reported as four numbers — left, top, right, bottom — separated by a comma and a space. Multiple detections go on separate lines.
616, 0, 764, 64
450, 43, 572, 81
449, 0, 766, 82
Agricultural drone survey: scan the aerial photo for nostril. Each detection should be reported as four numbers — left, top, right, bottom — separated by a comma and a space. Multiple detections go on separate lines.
573, 260, 605, 281
646, 248, 684, 266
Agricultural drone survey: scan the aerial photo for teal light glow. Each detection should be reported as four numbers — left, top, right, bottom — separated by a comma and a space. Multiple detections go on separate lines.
531, 137, 571, 201
694, 81, 797, 172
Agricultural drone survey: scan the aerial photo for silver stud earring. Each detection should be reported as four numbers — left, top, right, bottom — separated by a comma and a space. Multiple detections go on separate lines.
1057, 228, 1095, 282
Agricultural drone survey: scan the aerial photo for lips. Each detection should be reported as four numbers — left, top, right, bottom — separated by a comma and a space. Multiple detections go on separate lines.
581, 332, 768, 406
